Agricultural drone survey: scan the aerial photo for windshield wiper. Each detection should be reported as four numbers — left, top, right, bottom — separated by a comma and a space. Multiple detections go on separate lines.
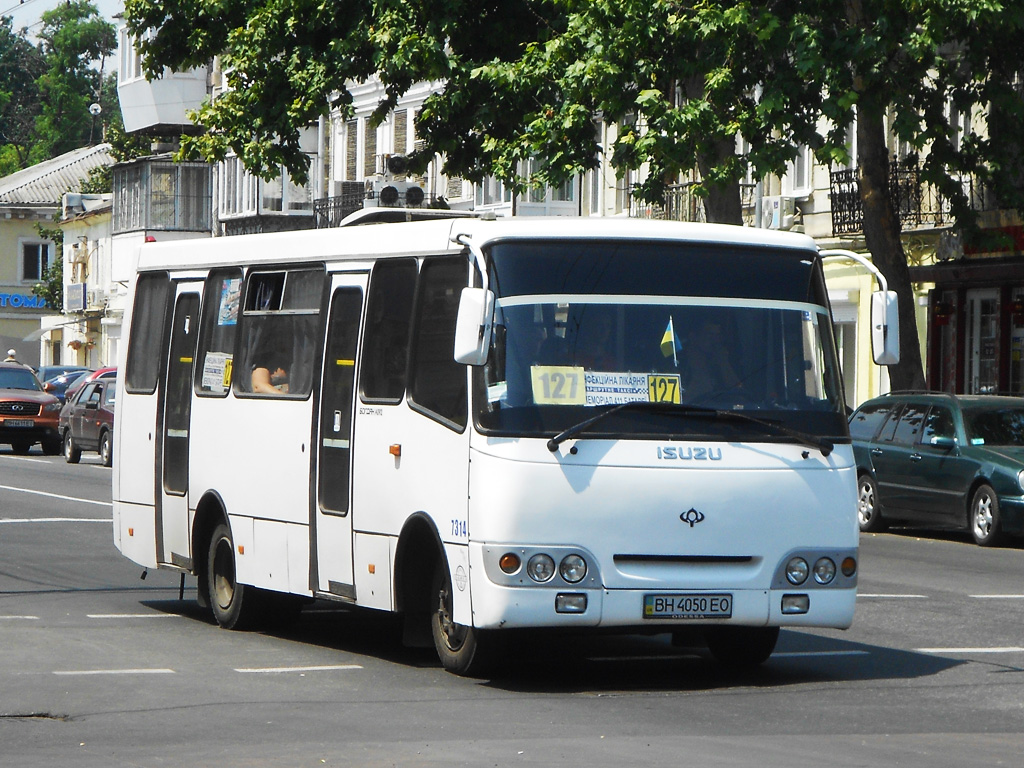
546, 401, 834, 457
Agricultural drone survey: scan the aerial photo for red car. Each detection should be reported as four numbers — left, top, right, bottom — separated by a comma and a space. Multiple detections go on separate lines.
0, 361, 62, 455
60, 375, 117, 466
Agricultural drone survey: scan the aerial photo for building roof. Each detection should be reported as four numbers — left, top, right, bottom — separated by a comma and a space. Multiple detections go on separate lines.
0, 144, 114, 207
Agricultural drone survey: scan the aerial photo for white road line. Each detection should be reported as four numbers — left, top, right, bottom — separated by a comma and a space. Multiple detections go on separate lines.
53, 668, 176, 676
916, 647, 1024, 654
858, 593, 928, 598
0, 484, 111, 507
0, 517, 111, 524
234, 664, 363, 674
970, 594, 1024, 599
87, 614, 181, 619
0, 615, 39, 620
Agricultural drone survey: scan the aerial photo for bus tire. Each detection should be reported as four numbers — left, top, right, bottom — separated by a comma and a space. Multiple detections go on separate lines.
705, 626, 779, 668
207, 522, 263, 630
430, 560, 496, 676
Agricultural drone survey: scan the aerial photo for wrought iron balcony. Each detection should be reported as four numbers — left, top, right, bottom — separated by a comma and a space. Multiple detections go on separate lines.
630, 182, 758, 225
829, 157, 994, 236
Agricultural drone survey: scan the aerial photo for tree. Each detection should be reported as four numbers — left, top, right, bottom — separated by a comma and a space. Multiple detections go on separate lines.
124, 0, 1024, 390
0, 16, 46, 172
34, 0, 116, 160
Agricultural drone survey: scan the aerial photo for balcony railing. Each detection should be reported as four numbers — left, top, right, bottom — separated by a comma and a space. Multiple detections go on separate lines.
313, 182, 366, 228
829, 157, 996, 235
629, 182, 758, 225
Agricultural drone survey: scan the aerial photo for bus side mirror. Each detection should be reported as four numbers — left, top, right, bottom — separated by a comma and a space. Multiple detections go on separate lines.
453, 287, 495, 366
871, 290, 900, 365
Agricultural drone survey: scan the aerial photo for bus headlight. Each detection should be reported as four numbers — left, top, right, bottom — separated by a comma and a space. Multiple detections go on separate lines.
785, 557, 809, 585
559, 554, 587, 583
527, 554, 556, 583
813, 557, 836, 585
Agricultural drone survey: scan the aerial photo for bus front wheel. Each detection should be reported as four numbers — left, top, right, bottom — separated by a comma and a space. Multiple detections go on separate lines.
430, 561, 496, 676
705, 626, 779, 668
207, 522, 262, 630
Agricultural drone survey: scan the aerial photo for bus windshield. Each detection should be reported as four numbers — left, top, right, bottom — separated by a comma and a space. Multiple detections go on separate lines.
474, 240, 847, 441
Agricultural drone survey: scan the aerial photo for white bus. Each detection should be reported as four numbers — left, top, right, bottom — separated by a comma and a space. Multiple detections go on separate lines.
112, 216, 889, 675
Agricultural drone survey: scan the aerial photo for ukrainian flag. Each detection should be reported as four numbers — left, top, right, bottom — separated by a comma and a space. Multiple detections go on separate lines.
660, 316, 680, 364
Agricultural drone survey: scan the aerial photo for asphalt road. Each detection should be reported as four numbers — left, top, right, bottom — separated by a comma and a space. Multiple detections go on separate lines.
2, 446, 1023, 767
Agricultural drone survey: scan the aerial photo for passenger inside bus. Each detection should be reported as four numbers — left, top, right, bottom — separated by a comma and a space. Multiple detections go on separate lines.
250, 349, 290, 394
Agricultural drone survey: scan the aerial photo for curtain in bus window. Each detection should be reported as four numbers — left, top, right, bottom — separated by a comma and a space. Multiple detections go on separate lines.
126, 272, 172, 394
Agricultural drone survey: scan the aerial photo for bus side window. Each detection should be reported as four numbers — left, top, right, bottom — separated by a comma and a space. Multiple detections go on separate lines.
235, 268, 323, 397
360, 258, 417, 403
194, 268, 242, 397
408, 255, 468, 429
125, 272, 172, 395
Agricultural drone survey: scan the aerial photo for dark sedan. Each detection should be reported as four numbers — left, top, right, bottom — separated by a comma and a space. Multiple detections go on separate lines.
850, 392, 1024, 546
60, 377, 116, 466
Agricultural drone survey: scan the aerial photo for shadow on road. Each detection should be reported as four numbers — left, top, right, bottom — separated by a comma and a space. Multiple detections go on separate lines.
141, 595, 963, 692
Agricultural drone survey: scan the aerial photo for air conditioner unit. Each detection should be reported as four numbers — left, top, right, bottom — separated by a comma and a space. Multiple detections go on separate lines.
376, 153, 411, 180
762, 196, 797, 230
366, 179, 426, 208
86, 288, 107, 307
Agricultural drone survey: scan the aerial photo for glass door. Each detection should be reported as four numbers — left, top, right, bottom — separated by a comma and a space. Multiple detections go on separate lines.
964, 288, 999, 394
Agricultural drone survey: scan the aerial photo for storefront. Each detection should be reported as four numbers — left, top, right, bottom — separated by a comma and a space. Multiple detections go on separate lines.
915, 255, 1024, 394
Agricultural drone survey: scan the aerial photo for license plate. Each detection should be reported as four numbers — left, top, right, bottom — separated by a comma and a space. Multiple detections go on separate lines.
3, 419, 34, 428
643, 593, 733, 620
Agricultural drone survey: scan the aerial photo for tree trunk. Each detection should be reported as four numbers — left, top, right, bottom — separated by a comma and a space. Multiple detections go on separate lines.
697, 142, 744, 225
856, 107, 927, 391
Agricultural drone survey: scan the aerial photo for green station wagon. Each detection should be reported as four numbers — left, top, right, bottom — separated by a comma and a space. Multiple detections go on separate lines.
849, 393, 1024, 546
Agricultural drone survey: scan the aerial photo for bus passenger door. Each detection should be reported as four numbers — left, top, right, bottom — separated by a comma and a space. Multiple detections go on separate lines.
158, 286, 202, 569
312, 275, 365, 597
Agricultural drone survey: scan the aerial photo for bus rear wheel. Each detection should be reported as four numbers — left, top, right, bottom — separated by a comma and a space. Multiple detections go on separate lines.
430, 561, 496, 676
705, 626, 779, 668
207, 522, 262, 630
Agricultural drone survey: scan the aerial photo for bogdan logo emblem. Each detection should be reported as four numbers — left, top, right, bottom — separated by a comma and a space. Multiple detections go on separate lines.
680, 508, 705, 527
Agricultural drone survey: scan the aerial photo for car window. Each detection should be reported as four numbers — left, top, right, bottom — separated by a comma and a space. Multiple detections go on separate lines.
890, 403, 927, 445
965, 406, 1024, 446
103, 385, 116, 405
0, 367, 42, 391
922, 406, 955, 443
849, 402, 894, 440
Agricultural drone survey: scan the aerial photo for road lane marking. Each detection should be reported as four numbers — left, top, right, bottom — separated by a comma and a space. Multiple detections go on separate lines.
234, 665, 363, 674
915, 647, 1024, 654
53, 669, 176, 676
87, 614, 181, 619
970, 594, 1024, 599
0, 615, 39, 620
858, 593, 928, 598
0, 484, 111, 508
0, 517, 111, 523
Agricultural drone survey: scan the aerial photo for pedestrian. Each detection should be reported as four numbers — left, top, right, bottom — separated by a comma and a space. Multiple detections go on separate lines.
3, 348, 17, 363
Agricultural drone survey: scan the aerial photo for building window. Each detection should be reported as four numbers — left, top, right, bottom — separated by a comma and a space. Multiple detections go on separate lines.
21, 242, 51, 282
113, 161, 212, 233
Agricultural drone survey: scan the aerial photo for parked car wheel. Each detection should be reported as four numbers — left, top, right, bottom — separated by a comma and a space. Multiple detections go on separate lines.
10, 440, 31, 455
857, 473, 886, 532
63, 430, 81, 464
41, 437, 62, 456
970, 484, 1003, 547
99, 430, 112, 467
